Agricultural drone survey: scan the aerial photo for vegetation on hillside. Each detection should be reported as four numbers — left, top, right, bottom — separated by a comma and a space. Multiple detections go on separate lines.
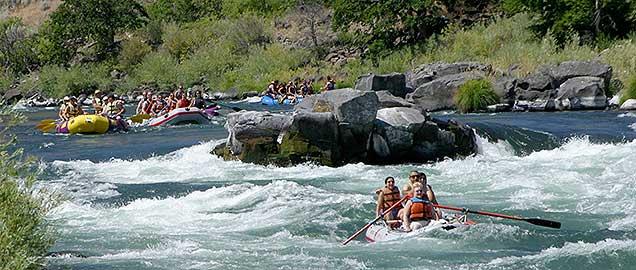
1, 0, 636, 102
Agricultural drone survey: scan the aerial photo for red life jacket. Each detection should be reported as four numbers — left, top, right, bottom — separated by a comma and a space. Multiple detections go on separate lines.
177, 98, 189, 108
409, 197, 435, 221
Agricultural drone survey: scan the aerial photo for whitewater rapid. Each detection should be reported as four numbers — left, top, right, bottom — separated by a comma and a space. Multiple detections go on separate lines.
44, 135, 636, 269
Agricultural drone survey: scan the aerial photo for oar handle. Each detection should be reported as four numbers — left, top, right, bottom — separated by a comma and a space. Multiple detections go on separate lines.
341, 196, 408, 246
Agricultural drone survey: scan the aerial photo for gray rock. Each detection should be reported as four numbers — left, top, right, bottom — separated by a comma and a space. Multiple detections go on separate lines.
493, 76, 517, 104
296, 88, 379, 162
554, 76, 607, 110
2, 88, 22, 104
225, 111, 293, 156
549, 61, 612, 87
412, 119, 477, 161
406, 72, 484, 111
408, 62, 491, 89
354, 73, 408, 97
486, 103, 511, 112
376, 91, 415, 109
373, 107, 427, 157
620, 99, 636, 110
518, 69, 555, 91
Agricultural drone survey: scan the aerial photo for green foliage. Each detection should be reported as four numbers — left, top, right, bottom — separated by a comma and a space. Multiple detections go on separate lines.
220, 0, 295, 18
147, 0, 223, 23
45, 0, 148, 63
503, 0, 636, 45
0, 70, 12, 91
128, 50, 180, 90
20, 64, 112, 98
0, 107, 56, 270
220, 43, 310, 92
331, 0, 447, 56
118, 36, 152, 72
179, 41, 240, 88
620, 75, 636, 104
0, 18, 40, 75
454, 79, 499, 113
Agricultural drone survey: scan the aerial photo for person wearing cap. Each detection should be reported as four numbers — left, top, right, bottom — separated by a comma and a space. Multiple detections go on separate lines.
92, 90, 104, 114
59, 96, 70, 121
63, 96, 84, 120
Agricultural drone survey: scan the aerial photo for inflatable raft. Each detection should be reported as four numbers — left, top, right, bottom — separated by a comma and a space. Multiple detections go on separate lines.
147, 107, 211, 127
365, 214, 476, 242
56, 114, 128, 134
260, 96, 303, 106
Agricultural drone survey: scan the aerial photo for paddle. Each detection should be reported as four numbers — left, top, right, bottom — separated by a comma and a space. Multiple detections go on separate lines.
434, 204, 561, 229
36, 119, 58, 132
342, 196, 409, 246
129, 114, 151, 123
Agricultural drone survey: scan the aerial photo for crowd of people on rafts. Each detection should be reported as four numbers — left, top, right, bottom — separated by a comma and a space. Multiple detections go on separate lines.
264, 76, 336, 103
135, 85, 209, 116
58, 90, 126, 121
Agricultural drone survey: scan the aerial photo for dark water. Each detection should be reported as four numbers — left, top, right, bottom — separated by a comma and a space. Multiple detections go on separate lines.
12, 105, 636, 270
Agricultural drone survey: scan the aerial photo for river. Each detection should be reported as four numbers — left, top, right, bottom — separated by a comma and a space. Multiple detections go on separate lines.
13, 104, 636, 270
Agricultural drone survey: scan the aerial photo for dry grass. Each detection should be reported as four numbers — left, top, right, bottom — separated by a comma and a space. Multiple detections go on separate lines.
4, 0, 62, 27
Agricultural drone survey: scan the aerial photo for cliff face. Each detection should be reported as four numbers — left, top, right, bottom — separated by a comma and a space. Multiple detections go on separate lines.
1, 0, 62, 26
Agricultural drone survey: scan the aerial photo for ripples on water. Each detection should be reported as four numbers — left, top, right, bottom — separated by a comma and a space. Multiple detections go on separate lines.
15, 108, 636, 269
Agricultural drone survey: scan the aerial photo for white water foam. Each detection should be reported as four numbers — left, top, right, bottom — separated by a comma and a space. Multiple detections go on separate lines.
486, 238, 636, 268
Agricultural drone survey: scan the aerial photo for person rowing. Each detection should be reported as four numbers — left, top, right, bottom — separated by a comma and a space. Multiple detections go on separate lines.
376, 177, 402, 222
402, 170, 421, 199
402, 183, 438, 232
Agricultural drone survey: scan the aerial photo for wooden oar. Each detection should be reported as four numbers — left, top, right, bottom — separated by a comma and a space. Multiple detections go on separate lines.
342, 196, 408, 246
129, 114, 151, 123
434, 204, 561, 229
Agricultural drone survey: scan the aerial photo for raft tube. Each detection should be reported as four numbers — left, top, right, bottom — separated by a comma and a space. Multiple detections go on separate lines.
56, 114, 112, 134
147, 107, 211, 127
365, 214, 476, 242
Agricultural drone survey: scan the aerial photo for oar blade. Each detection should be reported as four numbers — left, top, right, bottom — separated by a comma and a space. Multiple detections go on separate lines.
37, 122, 57, 133
129, 114, 151, 123
525, 218, 561, 229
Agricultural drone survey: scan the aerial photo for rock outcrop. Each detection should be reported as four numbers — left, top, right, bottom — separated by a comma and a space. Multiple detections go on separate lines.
214, 88, 478, 166
354, 73, 408, 97
407, 72, 485, 111
620, 99, 636, 110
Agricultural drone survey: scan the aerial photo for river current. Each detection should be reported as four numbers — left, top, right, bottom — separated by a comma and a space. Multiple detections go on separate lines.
12, 105, 636, 270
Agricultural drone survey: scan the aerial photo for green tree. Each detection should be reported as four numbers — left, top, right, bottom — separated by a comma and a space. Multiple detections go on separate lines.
503, 0, 636, 45
147, 0, 223, 23
44, 0, 148, 63
331, 0, 448, 56
0, 18, 40, 75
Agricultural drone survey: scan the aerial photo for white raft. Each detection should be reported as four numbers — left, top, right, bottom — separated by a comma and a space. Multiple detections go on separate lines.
147, 107, 211, 127
365, 214, 476, 242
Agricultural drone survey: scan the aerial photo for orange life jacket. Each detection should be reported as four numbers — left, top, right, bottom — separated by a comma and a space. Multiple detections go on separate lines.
382, 186, 401, 209
409, 197, 435, 221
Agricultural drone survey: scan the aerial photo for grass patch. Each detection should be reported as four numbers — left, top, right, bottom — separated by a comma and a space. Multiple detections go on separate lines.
454, 79, 499, 113
620, 75, 636, 104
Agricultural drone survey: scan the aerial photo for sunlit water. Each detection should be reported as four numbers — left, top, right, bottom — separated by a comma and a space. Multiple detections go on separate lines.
12, 105, 636, 269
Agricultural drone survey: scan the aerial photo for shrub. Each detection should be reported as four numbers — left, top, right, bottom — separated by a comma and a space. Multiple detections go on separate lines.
454, 79, 499, 113
0, 18, 40, 75
620, 75, 636, 104
118, 36, 153, 71
0, 107, 57, 270
179, 41, 240, 89
21, 64, 112, 98
127, 50, 181, 90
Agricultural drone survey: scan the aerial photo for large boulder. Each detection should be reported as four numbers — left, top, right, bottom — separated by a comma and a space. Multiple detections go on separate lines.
279, 111, 340, 166
407, 62, 491, 89
554, 77, 607, 110
216, 111, 293, 165
354, 73, 408, 97
372, 107, 427, 158
620, 99, 636, 110
406, 72, 484, 111
412, 119, 477, 161
549, 61, 612, 87
376, 91, 416, 109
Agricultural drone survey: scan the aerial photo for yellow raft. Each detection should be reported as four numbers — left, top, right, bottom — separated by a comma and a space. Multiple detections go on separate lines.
62, 114, 112, 134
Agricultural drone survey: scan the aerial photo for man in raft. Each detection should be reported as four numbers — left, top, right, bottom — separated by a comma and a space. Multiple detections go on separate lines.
402, 183, 439, 232
376, 177, 402, 222
62, 96, 84, 120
